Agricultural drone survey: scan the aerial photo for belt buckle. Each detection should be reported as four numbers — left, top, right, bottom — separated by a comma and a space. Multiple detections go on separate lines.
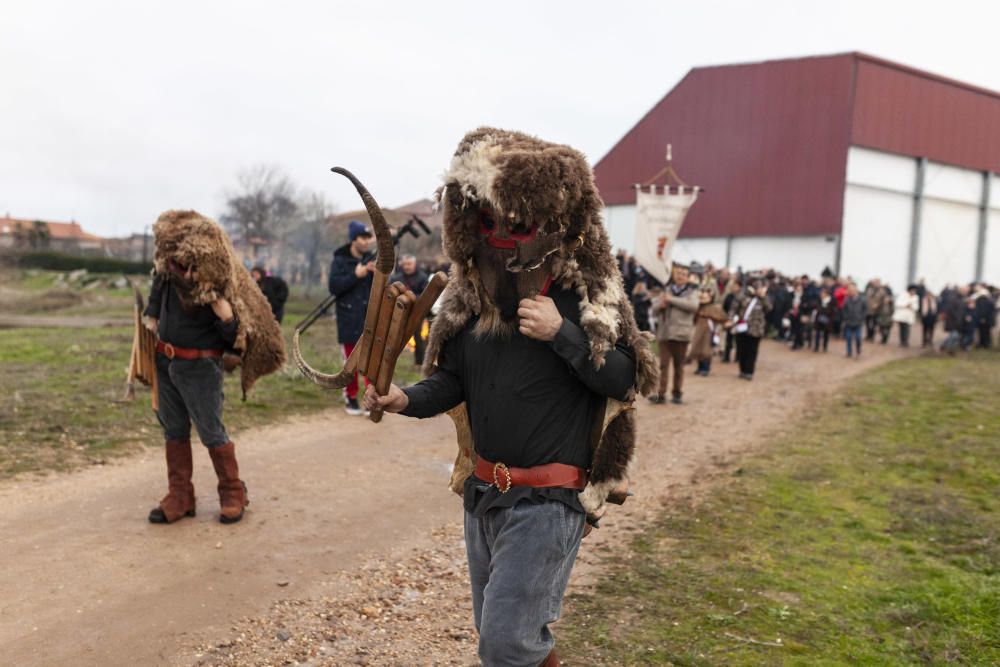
492, 462, 512, 494
163, 342, 176, 359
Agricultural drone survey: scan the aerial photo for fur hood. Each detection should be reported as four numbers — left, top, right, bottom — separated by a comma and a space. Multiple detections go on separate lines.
152, 209, 286, 396
425, 128, 658, 515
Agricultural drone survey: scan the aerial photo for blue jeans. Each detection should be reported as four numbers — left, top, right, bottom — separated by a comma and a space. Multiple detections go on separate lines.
155, 354, 229, 447
844, 325, 862, 357
464, 497, 585, 666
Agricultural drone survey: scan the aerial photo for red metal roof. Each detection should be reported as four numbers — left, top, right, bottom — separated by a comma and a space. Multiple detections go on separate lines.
594, 52, 1000, 238
850, 54, 1000, 174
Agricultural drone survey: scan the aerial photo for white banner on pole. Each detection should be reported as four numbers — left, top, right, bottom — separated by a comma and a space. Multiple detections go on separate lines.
633, 187, 699, 284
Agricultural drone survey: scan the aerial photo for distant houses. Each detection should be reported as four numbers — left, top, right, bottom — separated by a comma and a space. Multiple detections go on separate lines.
0, 216, 105, 255
0, 215, 156, 262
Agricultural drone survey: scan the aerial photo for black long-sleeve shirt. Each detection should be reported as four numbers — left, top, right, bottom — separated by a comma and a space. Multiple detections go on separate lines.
145, 274, 239, 351
400, 285, 637, 515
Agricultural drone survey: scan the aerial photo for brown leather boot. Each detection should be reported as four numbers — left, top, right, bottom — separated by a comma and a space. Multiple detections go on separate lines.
538, 649, 559, 667
148, 438, 196, 523
208, 442, 248, 524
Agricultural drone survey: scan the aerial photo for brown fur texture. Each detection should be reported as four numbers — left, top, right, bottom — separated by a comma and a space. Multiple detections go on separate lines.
425, 128, 658, 514
152, 210, 286, 397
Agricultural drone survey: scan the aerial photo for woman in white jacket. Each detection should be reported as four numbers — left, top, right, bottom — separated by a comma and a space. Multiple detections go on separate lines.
893, 286, 919, 347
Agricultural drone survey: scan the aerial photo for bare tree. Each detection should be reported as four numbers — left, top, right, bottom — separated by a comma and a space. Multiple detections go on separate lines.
13, 220, 51, 250
220, 165, 298, 260
289, 191, 337, 295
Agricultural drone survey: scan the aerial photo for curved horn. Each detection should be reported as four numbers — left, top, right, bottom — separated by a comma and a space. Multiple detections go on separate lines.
291, 329, 356, 389
331, 167, 395, 274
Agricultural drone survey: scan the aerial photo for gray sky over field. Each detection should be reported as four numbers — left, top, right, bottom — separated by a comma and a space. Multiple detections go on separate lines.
2, 0, 998, 238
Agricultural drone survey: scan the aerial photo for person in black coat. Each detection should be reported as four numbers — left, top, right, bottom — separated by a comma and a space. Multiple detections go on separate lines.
972, 285, 996, 349
812, 287, 836, 352
630, 281, 653, 333
251, 266, 289, 323
391, 253, 431, 366
328, 220, 375, 414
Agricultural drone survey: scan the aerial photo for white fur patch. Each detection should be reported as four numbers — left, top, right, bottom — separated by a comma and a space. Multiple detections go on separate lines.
580, 279, 623, 340
442, 137, 503, 209
579, 477, 621, 515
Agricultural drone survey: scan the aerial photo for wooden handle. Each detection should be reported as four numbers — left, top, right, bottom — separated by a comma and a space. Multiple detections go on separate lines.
369, 292, 414, 423
358, 270, 389, 374
365, 283, 401, 381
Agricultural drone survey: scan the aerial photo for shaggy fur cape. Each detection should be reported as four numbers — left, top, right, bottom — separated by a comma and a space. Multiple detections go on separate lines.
425, 128, 658, 515
151, 210, 286, 397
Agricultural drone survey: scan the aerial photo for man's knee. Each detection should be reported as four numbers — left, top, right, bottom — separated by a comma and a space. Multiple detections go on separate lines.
156, 410, 190, 441
478, 625, 550, 667
477, 583, 555, 666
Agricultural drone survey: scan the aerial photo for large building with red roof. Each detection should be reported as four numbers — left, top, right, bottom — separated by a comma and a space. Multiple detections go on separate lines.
0, 216, 105, 254
594, 52, 1000, 291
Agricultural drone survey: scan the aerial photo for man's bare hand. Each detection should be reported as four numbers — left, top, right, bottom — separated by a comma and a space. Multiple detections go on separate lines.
211, 298, 234, 322
144, 316, 158, 332
355, 261, 376, 279
517, 295, 563, 341
363, 383, 408, 413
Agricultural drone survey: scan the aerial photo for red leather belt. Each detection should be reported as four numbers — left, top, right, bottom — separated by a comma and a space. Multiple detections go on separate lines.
474, 456, 588, 493
156, 340, 224, 360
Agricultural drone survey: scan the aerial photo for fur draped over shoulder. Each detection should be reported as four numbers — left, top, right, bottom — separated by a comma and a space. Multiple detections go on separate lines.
151, 209, 286, 397
423, 128, 658, 516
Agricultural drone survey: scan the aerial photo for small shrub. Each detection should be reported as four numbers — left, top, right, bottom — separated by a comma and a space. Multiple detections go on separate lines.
15, 252, 153, 275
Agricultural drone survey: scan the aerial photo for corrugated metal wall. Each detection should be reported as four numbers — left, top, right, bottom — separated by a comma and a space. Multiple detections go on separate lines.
851, 56, 1000, 175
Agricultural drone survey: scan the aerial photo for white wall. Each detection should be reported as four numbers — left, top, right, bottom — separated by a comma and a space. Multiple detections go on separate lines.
603, 204, 636, 254
840, 185, 913, 293
985, 174, 1000, 286
673, 237, 728, 267
916, 199, 980, 290
915, 163, 983, 292
846, 145, 916, 193
729, 236, 838, 277
841, 147, 915, 293
841, 146, 996, 293
923, 162, 982, 205
986, 210, 1000, 286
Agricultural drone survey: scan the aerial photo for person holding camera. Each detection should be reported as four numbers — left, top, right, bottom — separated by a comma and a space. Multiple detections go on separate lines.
328, 220, 375, 415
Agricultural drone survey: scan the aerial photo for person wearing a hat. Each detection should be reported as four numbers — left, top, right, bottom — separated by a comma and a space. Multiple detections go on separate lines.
328, 220, 375, 415
250, 266, 289, 323
650, 261, 700, 405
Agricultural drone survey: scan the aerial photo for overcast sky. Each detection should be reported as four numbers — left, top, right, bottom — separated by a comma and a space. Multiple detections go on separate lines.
2, 0, 998, 238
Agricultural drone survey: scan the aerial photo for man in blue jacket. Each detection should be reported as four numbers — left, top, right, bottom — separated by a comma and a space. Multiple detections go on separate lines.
328, 220, 375, 415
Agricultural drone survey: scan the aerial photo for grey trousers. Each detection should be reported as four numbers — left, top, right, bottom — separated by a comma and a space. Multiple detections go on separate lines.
464, 499, 585, 667
155, 354, 229, 447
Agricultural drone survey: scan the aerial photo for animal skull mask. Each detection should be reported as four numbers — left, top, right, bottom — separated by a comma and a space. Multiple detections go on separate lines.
438, 128, 591, 324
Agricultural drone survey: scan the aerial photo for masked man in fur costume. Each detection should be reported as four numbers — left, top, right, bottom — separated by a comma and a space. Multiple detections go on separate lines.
365, 129, 657, 666
144, 210, 285, 525
687, 283, 730, 377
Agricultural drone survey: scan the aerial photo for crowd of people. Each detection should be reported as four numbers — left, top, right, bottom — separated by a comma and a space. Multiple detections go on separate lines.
280, 224, 1000, 417
616, 251, 1000, 407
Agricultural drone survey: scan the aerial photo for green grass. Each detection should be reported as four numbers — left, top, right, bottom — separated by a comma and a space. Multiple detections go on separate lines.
0, 284, 422, 477
562, 352, 1000, 666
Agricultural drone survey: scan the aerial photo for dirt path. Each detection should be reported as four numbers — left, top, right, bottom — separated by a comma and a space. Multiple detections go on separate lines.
0, 339, 918, 666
